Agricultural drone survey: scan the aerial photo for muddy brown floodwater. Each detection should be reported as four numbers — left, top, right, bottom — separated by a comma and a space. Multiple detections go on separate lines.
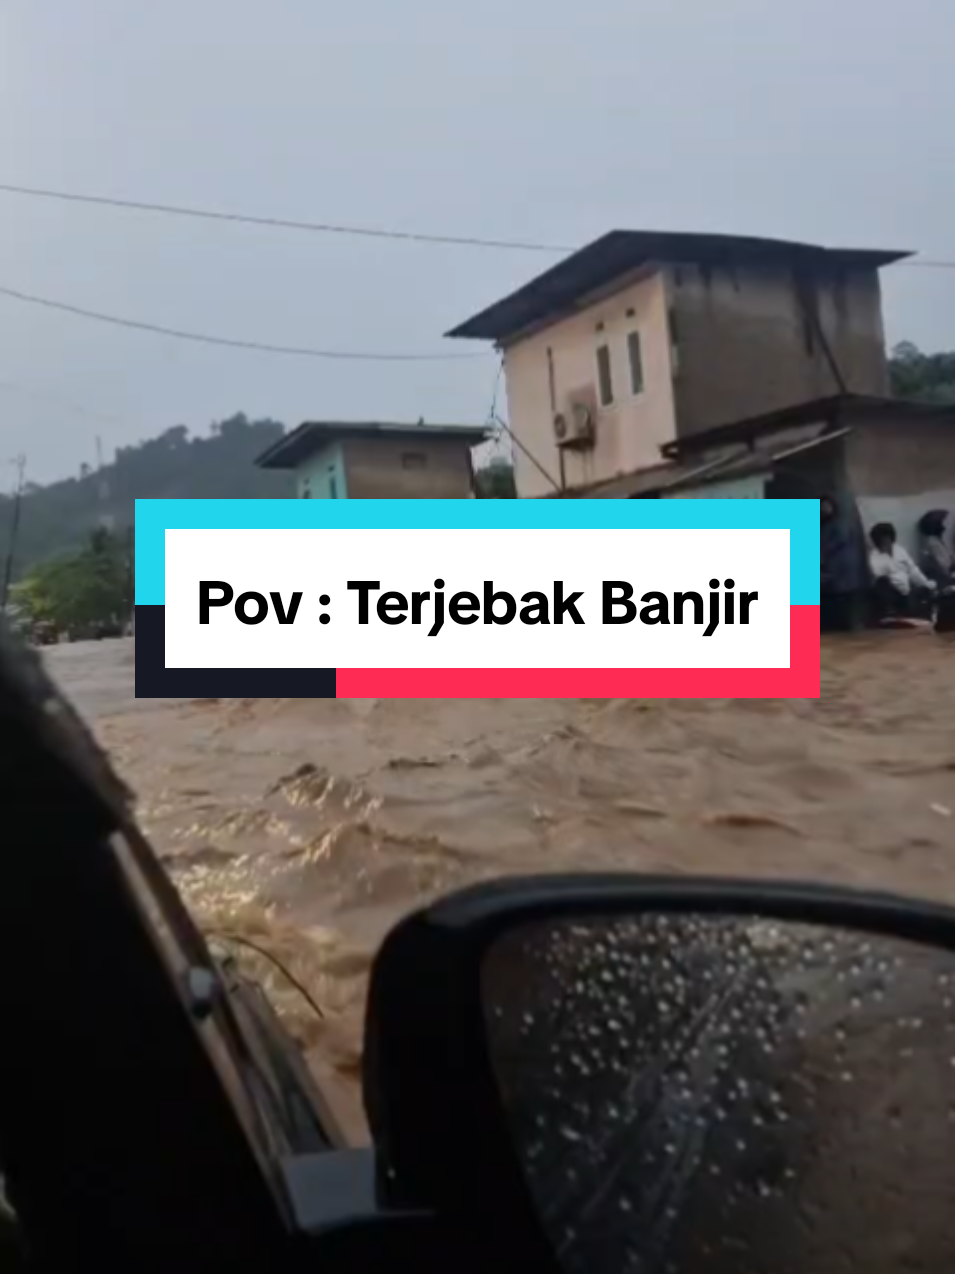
44, 634, 955, 1145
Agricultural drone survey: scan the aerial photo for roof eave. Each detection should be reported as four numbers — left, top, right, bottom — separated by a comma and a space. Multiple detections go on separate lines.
446, 239, 914, 345
255, 423, 491, 469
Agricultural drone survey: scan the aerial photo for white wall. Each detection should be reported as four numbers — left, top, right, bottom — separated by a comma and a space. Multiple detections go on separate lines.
857, 490, 955, 558
502, 271, 676, 498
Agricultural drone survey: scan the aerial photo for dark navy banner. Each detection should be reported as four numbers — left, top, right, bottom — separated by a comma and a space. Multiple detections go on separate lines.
134, 606, 337, 698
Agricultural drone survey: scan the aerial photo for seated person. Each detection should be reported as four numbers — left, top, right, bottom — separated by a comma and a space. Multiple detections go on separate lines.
917, 509, 954, 589
869, 522, 937, 620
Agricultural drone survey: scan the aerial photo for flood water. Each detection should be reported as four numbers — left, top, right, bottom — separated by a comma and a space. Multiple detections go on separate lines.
45, 635, 955, 1143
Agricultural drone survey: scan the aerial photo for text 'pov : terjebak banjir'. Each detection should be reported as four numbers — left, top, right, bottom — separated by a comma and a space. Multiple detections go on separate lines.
197, 579, 759, 637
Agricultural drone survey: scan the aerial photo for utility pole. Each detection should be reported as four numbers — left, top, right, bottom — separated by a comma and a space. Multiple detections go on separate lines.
1, 454, 26, 612
126, 523, 135, 634
95, 434, 113, 531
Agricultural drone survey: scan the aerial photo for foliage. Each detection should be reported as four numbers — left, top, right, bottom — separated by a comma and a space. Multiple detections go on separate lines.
1, 411, 518, 586
474, 459, 517, 498
0, 413, 293, 577
888, 342, 955, 404
11, 527, 132, 631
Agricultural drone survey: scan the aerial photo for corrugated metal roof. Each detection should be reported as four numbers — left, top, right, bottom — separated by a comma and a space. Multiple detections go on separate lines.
257, 420, 490, 469
446, 232, 911, 344
662, 393, 955, 461
659, 426, 851, 495
541, 449, 764, 499
547, 423, 850, 499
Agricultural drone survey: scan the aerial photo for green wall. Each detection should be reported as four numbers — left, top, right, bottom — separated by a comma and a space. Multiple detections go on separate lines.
295, 443, 348, 499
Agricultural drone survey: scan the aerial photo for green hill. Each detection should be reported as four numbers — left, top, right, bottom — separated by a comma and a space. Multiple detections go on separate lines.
1, 413, 293, 577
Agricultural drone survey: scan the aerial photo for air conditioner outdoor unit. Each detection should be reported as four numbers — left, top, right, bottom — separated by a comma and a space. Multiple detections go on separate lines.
553, 386, 597, 449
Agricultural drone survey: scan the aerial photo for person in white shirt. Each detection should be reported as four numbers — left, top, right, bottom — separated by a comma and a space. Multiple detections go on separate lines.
868, 521, 936, 620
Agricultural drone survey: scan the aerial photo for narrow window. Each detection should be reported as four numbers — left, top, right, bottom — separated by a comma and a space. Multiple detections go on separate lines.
329, 470, 338, 499
301, 479, 311, 499
546, 347, 557, 413
668, 307, 681, 375
627, 331, 644, 395
596, 343, 614, 407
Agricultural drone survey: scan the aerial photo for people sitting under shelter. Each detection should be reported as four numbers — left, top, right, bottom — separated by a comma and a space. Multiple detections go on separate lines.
917, 509, 954, 589
868, 522, 937, 621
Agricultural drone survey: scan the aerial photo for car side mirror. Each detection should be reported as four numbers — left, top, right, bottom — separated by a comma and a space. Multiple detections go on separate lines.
363, 874, 955, 1274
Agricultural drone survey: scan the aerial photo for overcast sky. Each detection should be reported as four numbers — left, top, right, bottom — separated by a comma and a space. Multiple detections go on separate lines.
0, 0, 951, 483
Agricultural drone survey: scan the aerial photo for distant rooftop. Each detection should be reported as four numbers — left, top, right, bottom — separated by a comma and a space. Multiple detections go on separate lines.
446, 230, 912, 345
256, 420, 491, 469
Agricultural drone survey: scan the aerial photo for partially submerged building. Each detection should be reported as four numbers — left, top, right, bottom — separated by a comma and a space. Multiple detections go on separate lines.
447, 230, 908, 499
255, 420, 490, 499
594, 393, 955, 559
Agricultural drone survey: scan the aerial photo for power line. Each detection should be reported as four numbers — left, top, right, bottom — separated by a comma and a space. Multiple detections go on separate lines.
0, 281, 488, 362
3, 180, 955, 270
0, 181, 572, 254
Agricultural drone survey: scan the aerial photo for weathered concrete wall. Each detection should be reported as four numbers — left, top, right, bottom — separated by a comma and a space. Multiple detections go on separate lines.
342, 436, 475, 499
501, 271, 676, 498
846, 416, 955, 555
669, 264, 889, 438
845, 415, 955, 496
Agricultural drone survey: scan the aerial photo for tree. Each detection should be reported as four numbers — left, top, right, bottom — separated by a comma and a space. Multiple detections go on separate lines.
0, 413, 292, 578
889, 342, 955, 404
475, 460, 517, 498
11, 528, 132, 631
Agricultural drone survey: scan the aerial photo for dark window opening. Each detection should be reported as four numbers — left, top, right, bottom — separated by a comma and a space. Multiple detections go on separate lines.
329, 470, 338, 499
402, 452, 427, 470
546, 347, 557, 413
668, 307, 681, 375
627, 331, 644, 395
596, 344, 614, 407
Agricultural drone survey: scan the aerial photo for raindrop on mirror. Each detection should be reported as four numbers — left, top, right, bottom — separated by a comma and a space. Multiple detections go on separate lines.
481, 910, 955, 1274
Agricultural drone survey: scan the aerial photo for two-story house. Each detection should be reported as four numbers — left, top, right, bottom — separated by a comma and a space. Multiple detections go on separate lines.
446, 230, 908, 498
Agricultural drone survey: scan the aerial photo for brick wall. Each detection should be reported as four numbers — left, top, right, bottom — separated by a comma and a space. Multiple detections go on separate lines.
341, 435, 475, 499
669, 264, 890, 438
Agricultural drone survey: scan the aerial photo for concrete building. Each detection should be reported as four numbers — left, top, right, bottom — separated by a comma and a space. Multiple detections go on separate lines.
447, 231, 908, 499
255, 420, 490, 499
584, 393, 955, 560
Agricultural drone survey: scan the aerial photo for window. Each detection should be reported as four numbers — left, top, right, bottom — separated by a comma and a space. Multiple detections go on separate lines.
596, 343, 614, 407
668, 308, 681, 375
546, 347, 556, 413
402, 452, 427, 470
627, 331, 644, 395
301, 479, 311, 499
329, 470, 338, 499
